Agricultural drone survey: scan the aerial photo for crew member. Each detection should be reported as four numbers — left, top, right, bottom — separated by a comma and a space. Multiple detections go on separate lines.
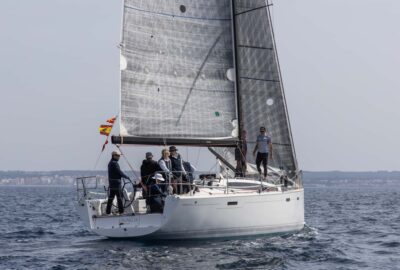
106, 150, 130, 215
235, 130, 248, 177
253, 127, 272, 179
148, 173, 166, 213
169, 146, 186, 194
159, 149, 173, 195
140, 152, 160, 197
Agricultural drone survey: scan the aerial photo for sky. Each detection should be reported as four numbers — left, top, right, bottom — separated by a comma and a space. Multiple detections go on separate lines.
0, 0, 399, 172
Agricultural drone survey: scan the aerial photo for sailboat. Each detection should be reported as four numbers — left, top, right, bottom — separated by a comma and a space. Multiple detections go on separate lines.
76, 0, 304, 239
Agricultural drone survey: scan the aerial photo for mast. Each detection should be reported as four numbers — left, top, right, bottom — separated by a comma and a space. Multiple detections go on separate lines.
231, 0, 242, 143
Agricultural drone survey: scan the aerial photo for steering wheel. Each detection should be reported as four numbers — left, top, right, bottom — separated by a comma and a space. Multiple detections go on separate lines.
122, 177, 137, 208
109, 178, 136, 210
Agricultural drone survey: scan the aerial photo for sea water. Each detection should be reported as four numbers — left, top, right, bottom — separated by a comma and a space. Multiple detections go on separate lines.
0, 177, 399, 269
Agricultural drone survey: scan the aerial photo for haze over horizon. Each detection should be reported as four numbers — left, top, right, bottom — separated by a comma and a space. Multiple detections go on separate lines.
1, 0, 399, 172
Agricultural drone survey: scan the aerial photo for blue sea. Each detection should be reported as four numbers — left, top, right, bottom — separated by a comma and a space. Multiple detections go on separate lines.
0, 177, 399, 270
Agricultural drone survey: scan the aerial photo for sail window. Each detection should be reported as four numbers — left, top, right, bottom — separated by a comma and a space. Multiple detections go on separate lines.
266, 98, 274, 106
180, 5, 186, 13
226, 68, 235, 82
120, 54, 127, 70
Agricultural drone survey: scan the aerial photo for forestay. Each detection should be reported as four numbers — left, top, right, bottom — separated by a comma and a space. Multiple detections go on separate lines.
118, 0, 238, 145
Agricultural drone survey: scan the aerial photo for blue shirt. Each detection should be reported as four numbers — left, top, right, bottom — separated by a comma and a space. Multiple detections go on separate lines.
257, 135, 271, 154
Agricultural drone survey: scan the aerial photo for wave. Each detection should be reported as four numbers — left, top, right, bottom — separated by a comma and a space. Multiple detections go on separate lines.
3, 227, 55, 239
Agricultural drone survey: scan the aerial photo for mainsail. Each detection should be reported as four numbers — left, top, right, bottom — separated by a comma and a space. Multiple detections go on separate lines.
113, 0, 298, 176
115, 0, 238, 146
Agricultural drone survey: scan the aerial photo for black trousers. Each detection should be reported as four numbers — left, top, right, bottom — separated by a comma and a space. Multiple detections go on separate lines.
256, 152, 268, 177
106, 184, 124, 214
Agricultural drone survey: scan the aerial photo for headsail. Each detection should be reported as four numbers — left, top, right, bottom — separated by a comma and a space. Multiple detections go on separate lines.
116, 0, 239, 146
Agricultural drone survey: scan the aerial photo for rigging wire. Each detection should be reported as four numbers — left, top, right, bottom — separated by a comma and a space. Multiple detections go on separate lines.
195, 147, 201, 168
115, 144, 140, 182
93, 148, 104, 170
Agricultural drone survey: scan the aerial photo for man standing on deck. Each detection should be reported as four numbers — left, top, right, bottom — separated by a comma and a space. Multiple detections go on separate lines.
235, 130, 248, 177
169, 146, 186, 194
106, 150, 130, 215
253, 127, 272, 179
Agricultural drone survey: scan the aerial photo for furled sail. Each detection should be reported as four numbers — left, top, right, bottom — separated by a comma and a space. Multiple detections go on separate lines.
213, 0, 298, 178
115, 0, 239, 146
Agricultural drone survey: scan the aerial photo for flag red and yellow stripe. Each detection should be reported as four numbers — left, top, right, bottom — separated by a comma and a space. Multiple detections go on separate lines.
99, 125, 113, 136
106, 117, 117, 124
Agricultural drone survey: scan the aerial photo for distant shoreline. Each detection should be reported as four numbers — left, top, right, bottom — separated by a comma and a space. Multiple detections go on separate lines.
1, 170, 400, 186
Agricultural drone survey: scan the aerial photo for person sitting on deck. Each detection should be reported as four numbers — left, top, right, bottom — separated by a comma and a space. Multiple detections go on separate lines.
140, 152, 161, 198
148, 173, 166, 213
106, 150, 130, 215
169, 146, 186, 195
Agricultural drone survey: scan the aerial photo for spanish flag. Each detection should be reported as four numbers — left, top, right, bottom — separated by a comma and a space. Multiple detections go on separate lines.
99, 125, 113, 136
106, 117, 117, 124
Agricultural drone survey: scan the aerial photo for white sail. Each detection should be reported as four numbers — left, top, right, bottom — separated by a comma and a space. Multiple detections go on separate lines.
120, 0, 238, 144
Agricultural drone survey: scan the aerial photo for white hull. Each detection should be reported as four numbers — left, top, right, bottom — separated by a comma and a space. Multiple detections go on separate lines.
77, 187, 304, 239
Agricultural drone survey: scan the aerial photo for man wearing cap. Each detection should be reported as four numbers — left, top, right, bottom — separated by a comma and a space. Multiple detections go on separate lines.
169, 146, 186, 194
106, 150, 130, 215
140, 152, 161, 197
253, 127, 273, 179
148, 173, 166, 213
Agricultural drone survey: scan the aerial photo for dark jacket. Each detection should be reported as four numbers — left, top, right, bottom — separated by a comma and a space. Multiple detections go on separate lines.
140, 159, 160, 185
183, 161, 194, 183
170, 154, 184, 177
108, 158, 129, 186
150, 184, 164, 197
